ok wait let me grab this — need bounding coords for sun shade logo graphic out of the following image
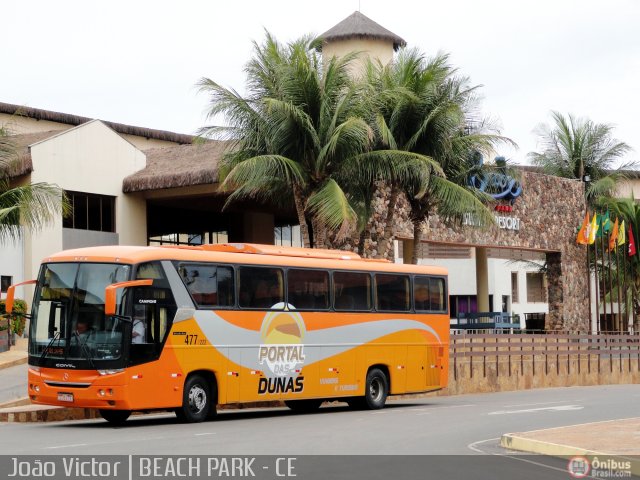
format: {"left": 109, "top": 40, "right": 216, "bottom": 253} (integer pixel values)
{"left": 257, "top": 309, "right": 306, "bottom": 395}
{"left": 567, "top": 457, "right": 590, "bottom": 478}
{"left": 258, "top": 310, "right": 306, "bottom": 377}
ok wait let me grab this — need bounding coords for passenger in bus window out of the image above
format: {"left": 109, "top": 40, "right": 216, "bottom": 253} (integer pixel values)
{"left": 132, "top": 306, "right": 146, "bottom": 344}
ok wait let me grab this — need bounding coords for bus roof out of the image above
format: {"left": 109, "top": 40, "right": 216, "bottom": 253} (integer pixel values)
{"left": 43, "top": 243, "right": 448, "bottom": 276}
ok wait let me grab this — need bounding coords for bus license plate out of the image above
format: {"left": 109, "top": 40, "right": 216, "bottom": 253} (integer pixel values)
{"left": 57, "top": 393, "right": 74, "bottom": 403}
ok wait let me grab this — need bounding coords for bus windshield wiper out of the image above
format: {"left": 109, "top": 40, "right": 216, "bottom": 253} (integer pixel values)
{"left": 40, "top": 331, "right": 61, "bottom": 362}
{"left": 73, "top": 331, "right": 96, "bottom": 369}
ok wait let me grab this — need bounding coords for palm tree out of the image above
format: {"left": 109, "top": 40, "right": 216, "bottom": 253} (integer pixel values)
{"left": 0, "top": 126, "right": 68, "bottom": 243}
{"left": 198, "top": 33, "right": 442, "bottom": 249}
{"left": 366, "top": 49, "right": 508, "bottom": 263}
{"left": 529, "top": 111, "right": 632, "bottom": 205}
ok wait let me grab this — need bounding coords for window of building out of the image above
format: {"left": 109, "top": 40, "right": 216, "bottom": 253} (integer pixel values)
{"left": 275, "top": 225, "right": 302, "bottom": 247}
{"left": 287, "top": 269, "right": 329, "bottom": 310}
{"left": 333, "top": 271, "right": 371, "bottom": 311}
{"left": 238, "top": 267, "right": 284, "bottom": 309}
{"left": 148, "top": 231, "right": 228, "bottom": 246}
{"left": 375, "top": 274, "right": 410, "bottom": 312}
{"left": 63, "top": 191, "right": 115, "bottom": 232}
{"left": 1, "top": 276, "right": 12, "bottom": 293}
{"left": 526, "top": 272, "right": 546, "bottom": 303}
{"left": 449, "top": 295, "right": 477, "bottom": 319}
{"left": 178, "top": 263, "right": 235, "bottom": 307}
{"left": 511, "top": 272, "right": 519, "bottom": 303}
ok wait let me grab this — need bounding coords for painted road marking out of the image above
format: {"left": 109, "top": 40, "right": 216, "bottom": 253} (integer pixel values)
{"left": 194, "top": 432, "right": 217, "bottom": 436}
{"left": 488, "top": 405, "right": 583, "bottom": 415}
{"left": 45, "top": 443, "right": 87, "bottom": 450}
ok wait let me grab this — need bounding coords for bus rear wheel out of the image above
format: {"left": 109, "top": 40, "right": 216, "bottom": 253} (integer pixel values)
{"left": 349, "top": 368, "right": 388, "bottom": 410}
{"left": 99, "top": 409, "right": 131, "bottom": 425}
{"left": 176, "top": 374, "right": 211, "bottom": 423}
{"left": 284, "top": 399, "right": 323, "bottom": 413}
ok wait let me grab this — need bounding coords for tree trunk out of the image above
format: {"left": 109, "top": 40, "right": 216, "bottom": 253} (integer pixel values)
{"left": 412, "top": 217, "right": 423, "bottom": 265}
{"left": 376, "top": 187, "right": 399, "bottom": 260}
{"left": 313, "top": 218, "right": 327, "bottom": 249}
{"left": 357, "top": 229, "right": 367, "bottom": 256}
{"left": 292, "top": 184, "right": 311, "bottom": 248}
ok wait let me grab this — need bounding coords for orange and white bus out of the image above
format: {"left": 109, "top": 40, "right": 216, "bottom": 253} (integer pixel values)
{"left": 7, "top": 243, "right": 449, "bottom": 424}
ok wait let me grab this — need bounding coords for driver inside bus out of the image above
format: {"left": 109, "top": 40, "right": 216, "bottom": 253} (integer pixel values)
{"left": 132, "top": 305, "right": 147, "bottom": 344}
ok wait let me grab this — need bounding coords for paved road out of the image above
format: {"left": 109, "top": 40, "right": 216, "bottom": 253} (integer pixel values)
{"left": 0, "top": 364, "right": 27, "bottom": 404}
{"left": 1, "top": 384, "right": 639, "bottom": 456}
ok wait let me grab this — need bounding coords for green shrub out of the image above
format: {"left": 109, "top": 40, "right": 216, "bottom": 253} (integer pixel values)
{"left": 0, "top": 299, "right": 28, "bottom": 335}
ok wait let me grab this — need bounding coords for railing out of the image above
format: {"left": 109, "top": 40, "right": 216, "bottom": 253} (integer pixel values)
{"left": 450, "top": 332, "right": 640, "bottom": 380}
{"left": 452, "top": 312, "right": 521, "bottom": 331}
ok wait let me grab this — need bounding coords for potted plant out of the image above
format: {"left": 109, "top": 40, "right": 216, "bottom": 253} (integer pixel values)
{"left": 0, "top": 299, "right": 27, "bottom": 345}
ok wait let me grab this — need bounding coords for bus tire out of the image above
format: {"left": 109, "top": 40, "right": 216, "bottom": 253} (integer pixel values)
{"left": 284, "top": 399, "right": 323, "bottom": 413}
{"left": 361, "top": 368, "right": 389, "bottom": 410}
{"left": 99, "top": 409, "right": 131, "bottom": 425}
{"left": 176, "top": 374, "right": 211, "bottom": 423}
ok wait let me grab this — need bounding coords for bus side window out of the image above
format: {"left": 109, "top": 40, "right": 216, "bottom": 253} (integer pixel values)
{"left": 178, "top": 263, "right": 235, "bottom": 307}
{"left": 414, "top": 276, "right": 446, "bottom": 312}
{"left": 287, "top": 269, "right": 329, "bottom": 310}
{"left": 333, "top": 272, "right": 371, "bottom": 311}
{"left": 375, "top": 274, "right": 410, "bottom": 312}
{"left": 239, "top": 267, "right": 284, "bottom": 309}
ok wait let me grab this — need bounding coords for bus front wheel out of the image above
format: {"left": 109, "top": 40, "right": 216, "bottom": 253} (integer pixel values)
{"left": 99, "top": 409, "right": 131, "bottom": 425}
{"left": 349, "top": 368, "right": 388, "bottom": 410}
{"left": 176, "top": 374, "right": 211, "bottom": 423}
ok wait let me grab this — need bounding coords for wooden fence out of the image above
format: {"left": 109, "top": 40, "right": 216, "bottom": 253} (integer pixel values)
{"left": 450, "top": 332, "right": 640, "bottom": 381}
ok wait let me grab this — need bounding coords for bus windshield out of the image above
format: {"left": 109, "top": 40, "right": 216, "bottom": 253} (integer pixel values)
{"left": 29, "top": 262, "right": 132, "bottom": 366}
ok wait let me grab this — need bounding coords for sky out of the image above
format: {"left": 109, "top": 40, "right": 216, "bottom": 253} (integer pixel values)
{"left": 3, "top": 0, "right": 639, "bottom": 166}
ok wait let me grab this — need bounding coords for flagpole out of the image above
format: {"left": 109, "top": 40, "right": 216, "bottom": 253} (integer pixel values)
{"left": 632, "top": 223, "right": 638, "bottom": 333}
{"left": 601, "top": 230, "right": 608, "bottom": 332}
{"left": 587, "top": 237, "right": 593, "bottom": 333}
{"left": 616, "top": 244, "right": 623, "bottom": 332}
{"left": 622, "top": 242, "right": 630, "bottom": 332}
{"left": 607, "top": 235, "right": 615, "bottom": 330}
{"left": 594, "top": 229, "right": 601, "bottom": 334}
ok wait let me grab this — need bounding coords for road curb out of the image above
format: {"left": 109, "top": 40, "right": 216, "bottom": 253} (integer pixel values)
{"left": 0, "top": 355, "right": 27, "bottom": 370}
{"left": 501, "top": 433, "right": 640, "bottom": 476}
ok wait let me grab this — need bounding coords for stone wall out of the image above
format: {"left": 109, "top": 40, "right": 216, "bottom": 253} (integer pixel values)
{"left": 356, "top": 171, "right": 589, "bottom": 331}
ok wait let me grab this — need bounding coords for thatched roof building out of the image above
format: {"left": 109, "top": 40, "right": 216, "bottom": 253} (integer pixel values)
{"left": 317, "top": 11, "right": 406, "bottom": 51}
{"left": 122, "top": 141, "right": 227, "bottom": 192}
{"left": 0, "top": 102, "right": 195, "bottom": 145}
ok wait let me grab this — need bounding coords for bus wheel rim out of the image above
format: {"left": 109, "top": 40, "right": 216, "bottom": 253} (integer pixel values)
{"left": 188, "top": 385, "right": 207, "bottom": 414}
{"left": 370, "top": 378, "right": 382, "bottom": 402}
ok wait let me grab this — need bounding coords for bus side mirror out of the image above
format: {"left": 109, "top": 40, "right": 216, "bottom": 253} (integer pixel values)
{"left": 105, "top": 279, "right": 153, "bottom": 316}
{"left": 5, "top": 280, "right": 37, "bottom": 314}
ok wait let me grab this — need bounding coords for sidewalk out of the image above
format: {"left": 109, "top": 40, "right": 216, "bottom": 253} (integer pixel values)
{"left": 502, "top": 418, "right": 640, "bottom": 475}
{"left": 0, "top": 336, "right": 28, "bottom": 370}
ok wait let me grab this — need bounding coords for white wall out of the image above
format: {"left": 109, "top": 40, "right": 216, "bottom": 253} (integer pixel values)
{"left": 0, "top": 236, "right": 24, "bottom": 301}
{"left": 25, "top": 120, "right": 148, "bottom": 283}
{"left": 418, "top": 254, "right": 548, "bottom": 326}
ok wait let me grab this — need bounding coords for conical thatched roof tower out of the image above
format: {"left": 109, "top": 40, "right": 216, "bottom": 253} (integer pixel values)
{"left": 317, "top": 11, "right": 406, "bottom": 75}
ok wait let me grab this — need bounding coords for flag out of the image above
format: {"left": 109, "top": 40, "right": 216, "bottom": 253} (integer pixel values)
{"left": 617, "top": 220, "right": 626, "bottom": 246}
{"left": 588, "top": 213, "right": 598, "bottom": 244}
{"left": 602, "top": 211, "right": 612, "bottom": 234}
{"left": 629, "top": 226, "right": 637, "bottom": 256}
{"left": 576, "top": 212, "right": 589, "bottom": 245}
{"left": 608, "top": 218, "right": 619, "bottom": 251}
